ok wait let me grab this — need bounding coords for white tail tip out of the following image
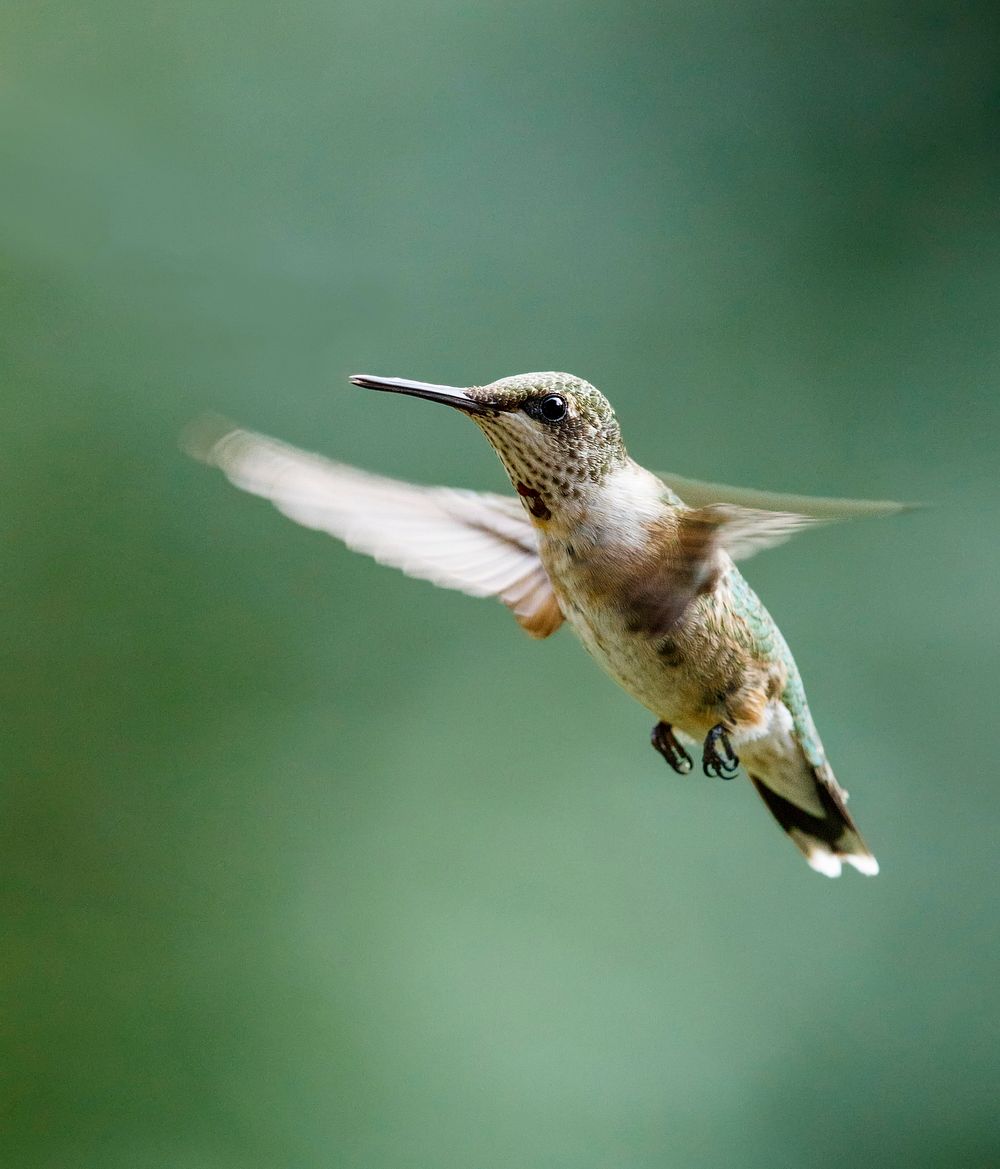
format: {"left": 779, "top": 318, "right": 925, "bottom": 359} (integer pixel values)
{"left": 845, "top": 852, "right": 880, "bottom": 877}
{"left": 807, "top": 848, "right": 843, "bottom": 878}
{"left": 807, "top": 847, "right": 880, "bottom": 878}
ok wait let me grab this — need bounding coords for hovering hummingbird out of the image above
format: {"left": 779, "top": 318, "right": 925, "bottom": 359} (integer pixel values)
{"left": 192, "top": 372, "right": 909, "bottom": 877}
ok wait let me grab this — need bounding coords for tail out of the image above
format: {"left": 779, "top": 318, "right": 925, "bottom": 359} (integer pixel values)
{"left": 748, "top": 761, "right": 879, "bottom": 878}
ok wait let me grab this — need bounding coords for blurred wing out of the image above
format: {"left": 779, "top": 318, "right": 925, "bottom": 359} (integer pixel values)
{"left": 685, "top": 504, "right": 825, "bottom": 561}
{"left": 623, "top": 504, "right": 825, "bottom": 638}
{"left": 657, "top": 471, "right": 913, "bottom": 520}
{"left": 188, "top": 420, "right": 564, "bottom": 638}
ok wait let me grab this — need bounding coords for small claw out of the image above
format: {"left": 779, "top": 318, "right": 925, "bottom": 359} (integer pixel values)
{"left": 717, "top": 750, "right": 739, "bottom": 778}
{"left": 650, "top": 721, "right": 694, "bottom": 776}
{"left": 702, "top": 724, "right": 740, "bottom": 781}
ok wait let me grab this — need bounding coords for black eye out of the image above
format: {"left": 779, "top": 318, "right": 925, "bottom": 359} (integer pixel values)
{"left": 539, "top": 394, "right": 567, "bottom": 422}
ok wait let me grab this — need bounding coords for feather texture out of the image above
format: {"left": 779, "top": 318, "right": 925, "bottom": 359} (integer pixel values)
{"left": 187, "top": 420, "right": 563, "bottom": 638}
{"left": 657, "top": 471, "right": 914, "bottom": 520}
{"left": 682, "top": 504, "right": 826, "bottom": 562}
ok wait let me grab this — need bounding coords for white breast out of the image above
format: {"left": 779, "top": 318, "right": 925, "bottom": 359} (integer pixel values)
{"left": 538, "top": 461, "right": 703, "bottom": 726}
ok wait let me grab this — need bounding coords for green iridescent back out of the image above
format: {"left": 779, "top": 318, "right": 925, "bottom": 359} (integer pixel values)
{"left": 723, "top": 565, "right": 826, "bottom": 769}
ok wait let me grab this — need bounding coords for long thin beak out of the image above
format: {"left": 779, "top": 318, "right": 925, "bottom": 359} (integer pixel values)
{"left": 350, "top": 374, "right": 492, "bottom": 415}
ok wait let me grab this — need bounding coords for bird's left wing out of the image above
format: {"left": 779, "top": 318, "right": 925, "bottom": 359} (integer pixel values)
{"left": 657, "top": 471, "right": 913, "bottom": 520}
{"left": 621, "top": 503, "right": 826, "bottom": 637}
{"left": 620, "top": 476, "right": 914, "bottom": 639}
{"left": 682, "top": 504, "right": 825, "bottom": 562}
{"left": 188, "top": 421, "right": 564, "bottom": 638}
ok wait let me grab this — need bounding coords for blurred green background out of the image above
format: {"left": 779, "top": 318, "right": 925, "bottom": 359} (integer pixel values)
{"left": 3, "top": 2, "right": 999, "bottom": 1167}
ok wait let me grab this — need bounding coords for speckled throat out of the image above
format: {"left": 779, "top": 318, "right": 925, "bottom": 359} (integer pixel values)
{"left": 469, "top": 373, "right": 629, "bottom": 522}
{"left": 352, "top": 370, "right": 630, "bottom": 527}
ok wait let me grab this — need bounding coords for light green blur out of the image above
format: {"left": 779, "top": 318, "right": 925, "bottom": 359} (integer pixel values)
{"left": 2, "top": 2, "right": 999, "bottom": 1167}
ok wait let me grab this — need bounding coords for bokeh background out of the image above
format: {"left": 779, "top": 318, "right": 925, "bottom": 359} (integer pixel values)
{"left": 3, "top": 2, "right": 999, "bottom": 1167}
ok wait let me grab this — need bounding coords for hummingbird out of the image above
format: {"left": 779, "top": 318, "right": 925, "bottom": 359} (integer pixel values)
{"left": 191, "top": 372, "right": 909, "bottom": 877}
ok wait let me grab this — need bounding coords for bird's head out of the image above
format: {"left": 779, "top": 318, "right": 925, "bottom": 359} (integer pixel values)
{"left": 351, "top": 371, "right": 627, "bottom": 523}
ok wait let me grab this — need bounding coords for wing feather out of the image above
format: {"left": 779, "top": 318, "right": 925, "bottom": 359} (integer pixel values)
{"left": 685, "top": 504, "right": 826, "bottom": 562}
{"left": 657, "top": 472, "right": 914, "bottom": 520}
{"left": 189, "top": 421, "right": 564, "bottom": 638}
{"left": 621, "top": 504, "right": 828, "bottom": 638}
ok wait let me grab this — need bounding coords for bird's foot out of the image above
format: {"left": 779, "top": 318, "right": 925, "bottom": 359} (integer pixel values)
{"left": 703, "top": 724, "right": 740, "bottom": 780}
{"left": 650, "top": 721, "right": 693, "bottom": 774}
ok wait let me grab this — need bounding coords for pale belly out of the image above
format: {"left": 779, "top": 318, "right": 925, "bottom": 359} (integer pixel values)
{"left": 538, "top": 519, "right": 788, "bottom": 745}
{"left": 556, "top": 589, "right": 714, "bottom": 736}
{"left": 559, "top": 590, "right": 815, "bottom": 808}
{"left": 538, "top": 524, "right": 824, "bottom": 817}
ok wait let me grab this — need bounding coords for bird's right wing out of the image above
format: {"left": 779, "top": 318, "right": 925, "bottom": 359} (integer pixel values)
{"left": 656, "top": 472, "right": 913, "bottom": 520}
{"left": 187, "top": 421, "right": 564, "bottom": 638}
